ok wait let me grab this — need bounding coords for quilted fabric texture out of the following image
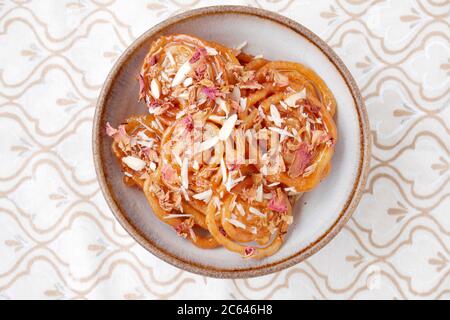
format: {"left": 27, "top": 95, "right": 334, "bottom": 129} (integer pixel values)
{"left": 0, "top": 0, "right": 448, "bottom": 299}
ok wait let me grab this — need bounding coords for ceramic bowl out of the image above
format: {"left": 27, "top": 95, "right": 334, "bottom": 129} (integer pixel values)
{"left": 93, "top": 5, "right": 371, "bottom": 278}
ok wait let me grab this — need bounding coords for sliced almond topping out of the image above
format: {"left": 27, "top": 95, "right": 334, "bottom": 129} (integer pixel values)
{"left": 231, "top": 86, "right": 241, "bottom": 102}
{"left": 236, "top": 203, "right": 246, "bottom": 216}
{"left": 198, "top": 136, "right": 219, "bottom": 153}
{"left": 226, "top": 218, "right": 246, "bottom": 230}
{"left": 180, "top": 186, "right": 190, "bottom": 201}
{"left": 205, "top": 46, "right": 218, "bottom": 56}
{"left": 181, "top": 157, "right": 189, "bottom": 189}
{"left": 219, "top": 114, "right": 237, "bottom": 141}
{"left": 267, "top": 182, "right": 280, "bottom": 187}
{"left": 150, "top": 78, "right": 160, "bottom": 99}
{"left": 249, "top": 207, "right": 266, "bottom": 218}
{"left": 269, "top": 104, "right": 283, "bottom": 127}
{"left": 284, "top": 88, "right": 306, "bottom": 107}
{"left": 122, "top": 156, "right": 146, "bottom": 171}
{"left": 220, "top": 158, "right": 227, "bottom": 185}
{"left": 192, "top": 160, "right": 199, "bottom": 170}
{"left": 256, "top": 184, "right": 263, "bottom": 202}
{"left": 193, "top": 189, "right": 213, "bottom": 202}
{"left": 183, "top": 77, "right": 193, "bottom": 87}
{"left": 171, "top": 61, "right": 192, "bottom": 87}
{"left": 216, "top": 98, "right": 229, "bottom": 116}
{"left": 166, "top": 50, "right": 176, "bottom": 66}
{"left": 240, "top": 97, "right": 247, "bottom": 111}
{"left": 209, "top": 115, "right": 226, "bottom": 124}
{"left": 149, "top": 162, "right": 156, "bottom": 171}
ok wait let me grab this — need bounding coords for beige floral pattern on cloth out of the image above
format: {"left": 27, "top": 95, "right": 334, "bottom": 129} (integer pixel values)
{"left": 0, "top": 0, "right": 449, "bottom": 299}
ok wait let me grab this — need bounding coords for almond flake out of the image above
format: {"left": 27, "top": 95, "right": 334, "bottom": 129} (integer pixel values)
{"left": 226, "top": 218, "right": 247, "bottom": 230}
{"left": 198, "top": 136, "right": 219, "bottom": 153}
{"left": 240, "top": 97, "right": 247, "bottom": 111}
{"left": 284, "top": 89, "right": 306, "bottom": 107}
{"left": 267, "top": 182, "right": 280, "bottom": 187}
{"left": 213, "top": 196, "right": 221, "bottom": 210}
{"left": 150, "top": 78, "right": 160, "bottom": 99}
{"left": 176, "top": 110, "right": 186, "bottom": 119}
{"left": 219, "top": 114, "right": 237, "bottom": 141}
{"left": 181, "top": 157, "right": 189, "bottom": 189}
{"left": 256, "top": 184, "right": 263, "bottom": 202}
{"left": 171, "top": 61, "right": 192, "bottom": 87}
{"left": 209, "top": 115, "right": 226, "bottom": 124}
{"left": 180, "top": 186, "right": 190, "bottom": 201}
{"left": 166, "top": 50, "right": 176, "bottom": 66}
{"left": 193, "top": 189, "right": 213, "bottom": 202}
{"left": 216, "top": 98, "right": 229, "bottom": 116}
{"left": 270, "top": 104, "right": 283, "bottom": 127}
{"left": 173, "top": 153, "right": 183, "bottom": 167}
{"left": 183, "top": 77, "right": 193, "bottom": 87}
{"left": 236, "top": 203, "right": 246, "bottom": 216}
{"left": 122, "top": 156, "right": 146, "bottom": 171}
{"left": 216, "top": 71, "right": 223, "bottom": 82}
{"left": 279, "top": 100, "right": 288, "bottom": 110}
{"left": 231, "top": 86, "right": 241, "bottom": 102}
{"left": 249, "top": 207, "right": 265, "bottom": 218}
{"left": 220, "top": 158, "right": 227, "bottom": 185}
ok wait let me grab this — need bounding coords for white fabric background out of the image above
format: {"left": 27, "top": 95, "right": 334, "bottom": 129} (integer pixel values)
{"left": 0, "top": 0, "right": 449, "bottom": 299}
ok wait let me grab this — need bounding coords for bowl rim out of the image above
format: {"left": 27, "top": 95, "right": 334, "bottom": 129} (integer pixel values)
{"left": 92, "top": 5, "right": 371, "bottom": 279}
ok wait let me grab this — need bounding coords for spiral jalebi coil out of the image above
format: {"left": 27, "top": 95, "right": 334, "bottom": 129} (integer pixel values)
{"left": 107, "top": 35, "right": 338, "bottom": 259}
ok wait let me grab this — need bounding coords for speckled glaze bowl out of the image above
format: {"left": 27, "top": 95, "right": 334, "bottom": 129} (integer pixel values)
{"left": 93, "top": 5, "right": 371, "bottom": 278}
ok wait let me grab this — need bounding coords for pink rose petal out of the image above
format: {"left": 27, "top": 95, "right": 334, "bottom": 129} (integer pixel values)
{"left": 288, "top": 143, "right": 312, "bottom": 178}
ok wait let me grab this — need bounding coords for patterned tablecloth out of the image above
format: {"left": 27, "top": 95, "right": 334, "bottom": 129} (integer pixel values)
{"left": 0, "top": 0, "right": 448, "bottom": 300}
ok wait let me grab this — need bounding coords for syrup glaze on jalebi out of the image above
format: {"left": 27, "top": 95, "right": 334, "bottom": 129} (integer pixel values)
{"left": 107, "top": 35, "right": 337, "bottom": 259}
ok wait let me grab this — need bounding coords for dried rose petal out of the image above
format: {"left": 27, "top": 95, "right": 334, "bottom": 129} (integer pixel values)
{"left": 189, "top": 47, "right": 207, "bottom": 64}
{"left": 105, "top": 122, "right": 118, "bottom": 137}
{"left": 288, "top": 143, "right": 312, "bottom": 178}
{"left": 149, "top": 54, "right": 158, "bottom": 66}
{"left": 304, "top": 101, "right": 321, "bottom": 115}
{"left": 194, "top": 63, "right": 207, "bottom": 80}
{"left": 219, "top": 227, "right": 227, "bottom": 237}
{"left": 202, "top": 86, "right": 219, "bottom": 100}
{"left": 318, "top": 132, "right": 333, "bottom": 145}
{"left": 148, "top": 99, "right": 160, "bottom": 109}
{"left": 162, "top": 164, "right": 178, "bottom": 185}
{"left": 228, "top": 163, "right": 241, "bottom": 172}
{"left": 138, "top": 74, "right": 147, "bottom": 101}
{"left": 268, "top": 189, "right": 288, "bottom": 213}
{"left": 181, "top": 114, "right": 194, "bottom": 131}
{"left": 243, "top": 246, "right": 256, "bottom": 258}
{"left": 174, "top": 224, "right": 187, "bottom": 238}
{"left": 107, "top": 124, "right": 131, "bottom": 146}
